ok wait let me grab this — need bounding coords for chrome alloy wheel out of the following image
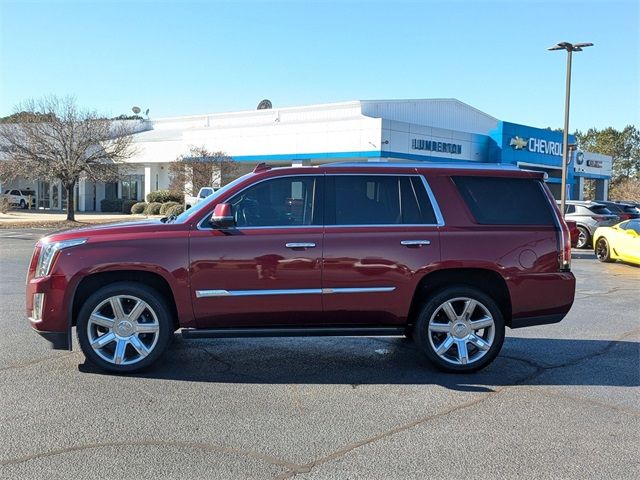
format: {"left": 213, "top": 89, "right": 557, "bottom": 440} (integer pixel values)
{"left": 576, "top": 229, "right": 588, "bottom": 249}
{"left": 428, "top": 297, "right": 495, "bottom": 366}
{"left": 87, "top": 295, "right": 160, "bottom": 366}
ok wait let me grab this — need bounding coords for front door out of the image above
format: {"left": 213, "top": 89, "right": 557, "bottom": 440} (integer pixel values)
{"left": 321, "top": 174, "right": 442, "bottom": 325}
{"left": 189, "top": 175, "right": 324, "bottom": 328}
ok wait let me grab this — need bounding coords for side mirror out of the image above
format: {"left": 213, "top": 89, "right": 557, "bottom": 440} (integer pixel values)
{"left": 210, "top": 203, "right": 235, "bottom": 228}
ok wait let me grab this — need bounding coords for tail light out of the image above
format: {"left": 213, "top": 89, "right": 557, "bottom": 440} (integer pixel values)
{"left": 540, "top": 184, "right": 571, "bottom": 271}
{"left": 558, "top": 218, "right": 572, "bottom": 271}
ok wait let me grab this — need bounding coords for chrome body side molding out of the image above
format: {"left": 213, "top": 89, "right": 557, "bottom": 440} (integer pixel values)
{"left": 195, "top": 286, "right": 396, "bottom": 298}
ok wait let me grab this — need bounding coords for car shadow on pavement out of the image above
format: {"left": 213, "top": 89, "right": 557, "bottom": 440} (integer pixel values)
{"left": 78, "top": 335, "right": 640, "bottom": 392}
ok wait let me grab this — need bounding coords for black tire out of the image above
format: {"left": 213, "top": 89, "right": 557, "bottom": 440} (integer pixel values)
{"left": 576, "top": 226, "right": 590, "bottom": 249}
{"left": 77, "top": 282, "right": 173, "bottom": 373}
{"left": 595, "top": 237, "right": 614, "bottom": 263}
{"left": 414, "top": 286, "right": 505, "bottom": 373}
{"left": 19, "top": 199, "right": 26, "bottom": 209}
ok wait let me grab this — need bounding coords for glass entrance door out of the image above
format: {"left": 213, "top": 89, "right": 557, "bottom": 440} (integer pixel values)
{"left": 38, "top": 181, "right": 50, "bottom": 209}
{"left": 52, "top": 184, "right": 60, "bottom": 210}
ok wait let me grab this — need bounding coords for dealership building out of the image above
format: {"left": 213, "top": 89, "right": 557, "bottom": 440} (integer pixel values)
{"left": 2, "top": 99, "right": 613, "bottom": 211}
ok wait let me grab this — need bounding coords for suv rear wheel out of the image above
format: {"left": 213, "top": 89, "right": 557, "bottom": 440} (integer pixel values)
{"left": 77, "top": 282, "right": 172, "bottom": 373}
{"left": 415, "top": 286, "right": 505, "bottom": 373}
{"left": 576, "top": 226, "right": 590, "bottom": 249}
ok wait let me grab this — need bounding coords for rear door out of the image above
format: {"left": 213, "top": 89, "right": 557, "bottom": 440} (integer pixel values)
{"left": 321, "top": 174, "right": 442, "bottom": 325}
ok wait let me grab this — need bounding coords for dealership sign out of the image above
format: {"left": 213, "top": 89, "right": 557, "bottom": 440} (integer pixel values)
{"left": 509, "top": 136, "right": 563, "bottom": 156}
{"left": 412, "top": 138, "right": 462, "bottom": 154}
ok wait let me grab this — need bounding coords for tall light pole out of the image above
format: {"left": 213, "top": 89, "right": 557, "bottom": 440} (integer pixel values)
{"left": 547, "top": 41, "right": 593, "bottom": 215}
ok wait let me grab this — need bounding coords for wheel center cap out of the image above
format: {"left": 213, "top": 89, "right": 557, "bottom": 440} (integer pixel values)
{"left": 452, "top": 322, "right": 469, "bottom": 338}
{"left": 115, "top": 320, "right": 134, "bottom": 337}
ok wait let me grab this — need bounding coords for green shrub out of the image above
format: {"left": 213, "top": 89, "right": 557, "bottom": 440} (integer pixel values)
{"left": 166, "top": 204, "right": 185, "bottom": 217}
{"left": 100, "top": 198, "right": 123, "bottom": 212}
{"left": 122, "top": 199, "right": 137, "bottom": 215}
{"left": 144, "top": 202, "right": 162, "bottom": 215}
{"left": 160, "top": 201, "right": 180, "bottom": 215}
{"left": 130, "top": 202, "right": 147, "bottom": 214}
{"left": 146, "top": 190, "right": 183, "bottom": 204}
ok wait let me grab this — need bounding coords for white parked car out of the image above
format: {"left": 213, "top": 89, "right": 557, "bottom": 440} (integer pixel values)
{"left": 1, "top": 189, "right": 35, "bottom": 209}
{"left": 185, "top": 187, "right": 216, "bottom": 209}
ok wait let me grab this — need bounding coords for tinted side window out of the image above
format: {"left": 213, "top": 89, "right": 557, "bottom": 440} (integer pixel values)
{"left": 588, "top": 205, "right": 613, "bottom": 215}
{"left": 327, "top": 175, "right": 437, "bottom": 225}
{"left": 400, "top": 177, "right": 437, "bottom": 224}
{"left": 565, "top": 205, "right": 576, "bottom": 214}
{"left": 453, "top": 176, "right": 555, "bottom": 225}
{"left": 229, "top": 176, "right": 319, "bottom": 227}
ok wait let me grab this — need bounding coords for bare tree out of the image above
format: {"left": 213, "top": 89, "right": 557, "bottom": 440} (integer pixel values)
{"left": 0, "top": 96, "right": 140, "bottom": 220}
{"left": 169, "top": 145, "right": 238, "bottom": 195}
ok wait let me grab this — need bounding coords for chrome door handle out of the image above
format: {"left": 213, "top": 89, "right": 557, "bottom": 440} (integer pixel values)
{"left": 400, "top": 240, "right": 431, "bottom": 247}
{"left": 285, "top": 242, "right": 316, "bottom": 249}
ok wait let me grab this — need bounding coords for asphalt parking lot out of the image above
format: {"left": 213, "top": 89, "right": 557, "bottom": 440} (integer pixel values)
{"left": 1, "top": 229, "right": 638, "bottom": 479}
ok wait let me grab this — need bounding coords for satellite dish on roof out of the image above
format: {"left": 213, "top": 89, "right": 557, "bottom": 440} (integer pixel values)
{"left": 257, "top": 99, "right": 272, "bottom": 110}
{"left": 132, "top": 106, "right": 141, "bottom": 114}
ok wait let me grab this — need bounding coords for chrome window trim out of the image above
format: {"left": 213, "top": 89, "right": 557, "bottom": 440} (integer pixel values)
{"left": 419, "top": 175, "right": 445, "bottom": 227}
{"left": 198, "top": 172, "right": 445, "bottom": 230}
{"left": 195, "top": 286, "right": 396, "bottom": 298}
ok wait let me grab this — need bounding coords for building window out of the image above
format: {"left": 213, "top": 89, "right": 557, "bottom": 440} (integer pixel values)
{"left": 121, "top": 175, "right": 142, "bottom": 200}
{"left": 105, "top": 182, "right": 118, "bottom": 200}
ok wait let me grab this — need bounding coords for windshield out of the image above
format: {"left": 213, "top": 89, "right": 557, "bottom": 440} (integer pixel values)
{"left": 173, "top": 173, "right": 253, "bottom": 223}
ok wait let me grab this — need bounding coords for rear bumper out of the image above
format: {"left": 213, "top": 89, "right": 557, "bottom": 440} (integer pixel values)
{"left": 509, "top": 313, "right": 566, "bottom": 329}
{"left": 508, "top": 271, "right": 576, "bottom": 328}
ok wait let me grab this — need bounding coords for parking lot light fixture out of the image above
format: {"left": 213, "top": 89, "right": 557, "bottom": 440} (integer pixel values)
{"left": 547, "top": 41, "right": 593, "bottom": 215}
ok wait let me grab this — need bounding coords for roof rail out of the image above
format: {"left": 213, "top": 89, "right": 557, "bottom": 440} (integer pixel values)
{"left": 253, "top": 162, "right": 271, "bottom": 173}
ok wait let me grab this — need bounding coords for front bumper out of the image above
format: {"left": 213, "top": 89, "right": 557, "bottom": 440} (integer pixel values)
{"left": 32, "top": 326, "right": 70, "bottom": 350}
{"left": 27, "top": 273, "right": 73, "bottom": 351}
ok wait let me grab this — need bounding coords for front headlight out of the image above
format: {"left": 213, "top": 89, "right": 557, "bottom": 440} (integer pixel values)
{"left": 35, "top": 238, "right": 87, "bottom": 278}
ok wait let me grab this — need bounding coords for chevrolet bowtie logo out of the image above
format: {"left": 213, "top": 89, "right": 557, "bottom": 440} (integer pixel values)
{"left": 510, "top": 136, "right": 528, "bottom": 150}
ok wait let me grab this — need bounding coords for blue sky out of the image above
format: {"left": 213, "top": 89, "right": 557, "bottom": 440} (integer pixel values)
{"left": 0, "top": 0, "right": 637, "bottom": 131}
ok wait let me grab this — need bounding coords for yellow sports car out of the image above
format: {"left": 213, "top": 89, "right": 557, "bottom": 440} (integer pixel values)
{"left": 594, "top": 219, "right": 640, "bottom": 265}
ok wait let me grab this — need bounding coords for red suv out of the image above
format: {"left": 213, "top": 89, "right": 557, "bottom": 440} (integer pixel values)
{"left": 26, "top": 162, "right": 575, "bottom": 373}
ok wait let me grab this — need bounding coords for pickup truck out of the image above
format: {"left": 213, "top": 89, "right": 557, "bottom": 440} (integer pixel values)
{"left": 184, "top": 187, "right": 216, "bottom": 210}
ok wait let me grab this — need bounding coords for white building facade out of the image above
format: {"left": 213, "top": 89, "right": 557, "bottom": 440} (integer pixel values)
{"left": 1, "top": 99, "right": 612, "bottom": 210}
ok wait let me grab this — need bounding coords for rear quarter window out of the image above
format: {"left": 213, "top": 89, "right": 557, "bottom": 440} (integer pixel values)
{"left": 588, "top": 205, "right": 613, "bottom": 215}
{"left": 453, "top": 176, "right": 555, "bottom": 225}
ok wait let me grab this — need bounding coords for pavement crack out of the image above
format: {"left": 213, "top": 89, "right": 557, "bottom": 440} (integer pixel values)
{"left": 518, "top": 387, "right": 640, "bottom": 417}
{"left": 272, "top": 390, "right": 504, "bottom": 479}
{"left": 504, "top": 328, "right": 640, "bottom": 377}
{"left": 0, "top": 440, "right": 301, "bottom": 470}
{"left": 0, "top": 352, "right": 76, "bottom": 373}
{"left": 274, "top": 328, "right": 640, "bottom": 479}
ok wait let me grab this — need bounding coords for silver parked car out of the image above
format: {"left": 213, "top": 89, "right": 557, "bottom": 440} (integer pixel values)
{"left": 558, "top": 201, "right": 619, "bottom": 249}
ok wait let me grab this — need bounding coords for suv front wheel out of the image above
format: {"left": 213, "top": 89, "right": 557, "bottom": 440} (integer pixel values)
{"left": 415, "top": 286, "right": 505, "bottom": 373}
{"left": 77, "top": 282, "right": 173, "bottom": 373}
